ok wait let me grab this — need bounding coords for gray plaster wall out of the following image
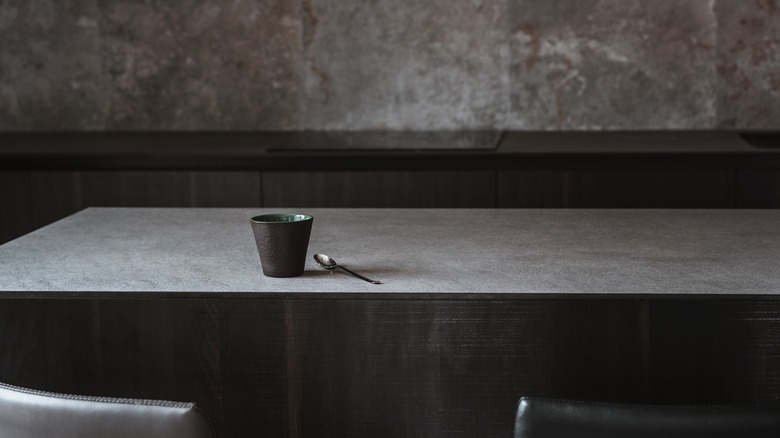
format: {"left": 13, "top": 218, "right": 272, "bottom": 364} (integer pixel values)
{"left": 0, "top": 0, "right": 777, "bottom": 131}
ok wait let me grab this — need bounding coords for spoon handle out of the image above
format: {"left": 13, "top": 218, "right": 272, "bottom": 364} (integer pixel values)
{"left": 338, "top": 265, "right": 382, "bottom": 285}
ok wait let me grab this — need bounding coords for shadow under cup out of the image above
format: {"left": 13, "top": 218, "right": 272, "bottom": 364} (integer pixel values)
{"left": 250, "top": 213, "right": 313, "bottom": 277}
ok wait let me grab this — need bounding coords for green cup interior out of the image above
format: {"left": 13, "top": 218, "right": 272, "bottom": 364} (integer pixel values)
{"left": 251, "top": 213, "right": 313, "bottom": 224}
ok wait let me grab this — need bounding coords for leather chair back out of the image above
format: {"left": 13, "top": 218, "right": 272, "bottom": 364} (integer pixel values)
{"left": 515, "top": 396, "right": 780, "bottom": 438}
{"left": 0, "top": 381, "right": 216, "bottom": 438}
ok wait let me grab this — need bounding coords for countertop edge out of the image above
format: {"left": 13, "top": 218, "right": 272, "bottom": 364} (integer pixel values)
{"left": 2, "top": 291, "right": 780, "bottom": 300}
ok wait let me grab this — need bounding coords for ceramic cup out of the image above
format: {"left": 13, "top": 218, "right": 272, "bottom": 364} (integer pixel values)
{"left": 250, "top": 213, "right": 313, "bottom": 277}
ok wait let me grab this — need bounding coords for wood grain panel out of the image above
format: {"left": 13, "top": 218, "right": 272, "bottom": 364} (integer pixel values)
{"left": 263, "top": 171, "right": 496, "bottom": 208}
{"left": 287, "top": 299, "right": 780, "bottom": 437}
{"left": 0, "top": 299, "right": 287, "bottom": 438}
{"left": 646, "top": 300, "right": 780, "bottom": 403}
{"left": 0, "top": 300, "right": 102, "bottom": 395}
{"left": 1, "top": 297, "right": 779, "bottom": 438}
{"left": 736, "top": 170, "right": 780, "bottom": 208}
{"left": 286, "top": 299, "right": 647, "bottom": 438}
{"left": 0, "top": 171, "right": 33, "bottom": 244}
{"left": 220, "top": 299, "right": 288, "bottom": 437}
{"left": 29, "top": 171, "right": 261, "bottom": 228}
{"left": 498, "top": 171, "right": 735, "bottom": 208}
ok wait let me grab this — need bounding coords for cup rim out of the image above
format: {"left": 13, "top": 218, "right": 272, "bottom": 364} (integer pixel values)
{"left": 250, "top": 213, "right": 313, "bottom": 224}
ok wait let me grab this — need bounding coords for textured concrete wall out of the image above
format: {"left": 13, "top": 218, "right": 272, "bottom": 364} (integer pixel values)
{"left": 0, "top": 0, "right": 777, "bottom": 131}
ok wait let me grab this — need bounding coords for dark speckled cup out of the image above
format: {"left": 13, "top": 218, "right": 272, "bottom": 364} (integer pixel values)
{"left": 250, "top": 213, "right": 313, "bottom": 277}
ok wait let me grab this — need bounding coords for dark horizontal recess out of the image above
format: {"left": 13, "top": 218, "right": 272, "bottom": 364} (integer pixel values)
{"left": 741, "top": 133, "right": 780, "bottom": 149}
{"left": 4, "top": 152, "right": 780, "bottom": 172}
{"left": 5, "top": 291, "right": 780, "bottom": 301}
{"left": 266, "top": 130, "right": 502, "bottom": 151}
{"left": 2, "top": 131, "right": 780, "bottom": 171}
{"left": 266, "top": 148, "right": 489, "bottom": 153}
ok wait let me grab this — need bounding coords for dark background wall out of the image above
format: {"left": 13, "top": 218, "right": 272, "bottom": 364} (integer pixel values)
{"left": 2, "top": 1, "right": 780, "bottom": 245}
{"left": 1, "top": 0, "right": 779, "bottom": 131}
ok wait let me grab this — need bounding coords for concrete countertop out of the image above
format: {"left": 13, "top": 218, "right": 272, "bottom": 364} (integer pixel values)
{"left": 1, "top": 208, "right": 779, "bottom": 297}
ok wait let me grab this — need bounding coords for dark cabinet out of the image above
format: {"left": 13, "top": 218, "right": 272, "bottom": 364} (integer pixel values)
{"left": 498, "top": 170, "right": 736, "bottom": 208}
{"left": 24, "top": 171, "right": 262, "bottom": 234}
{"left": 2, "top": 297, "right": 779, "bottom": 438}
{"left": 263, "top": 171, "right": 496, "bottom": 208}
{"left": 736, "top": 171, "right": 780, "bottom": 208}
{"left": 2, "top": 131, "right": 780, "bottom": 244}
{"left": 5, "top": 168, "right": 780, "bottom": 245}
{"left": 0, "top": 172, "right": 33, "bottom": 244}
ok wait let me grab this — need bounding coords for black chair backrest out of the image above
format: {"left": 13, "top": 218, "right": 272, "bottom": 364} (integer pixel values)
{"left": 0, "top": 381, "right": 216, "bottom": 438}
{"left": 515, "top": 396, "right": 780, "bottom": 438}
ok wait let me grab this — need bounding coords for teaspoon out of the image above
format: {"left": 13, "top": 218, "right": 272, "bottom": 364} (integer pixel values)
{"left": 313, "top": 254, "right": 382, "bottom": 284}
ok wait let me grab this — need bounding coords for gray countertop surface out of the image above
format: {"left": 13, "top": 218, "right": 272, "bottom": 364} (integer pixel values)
{"left": 1, "top": 208, "right": 779, "bottom": 296}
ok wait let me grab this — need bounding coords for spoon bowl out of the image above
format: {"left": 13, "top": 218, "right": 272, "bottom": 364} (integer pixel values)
{"left": 313, "top": 253, "right": 382, "bottom": 284}
{"left": 313, "top": 254, "right": 338, "bottom": 270}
